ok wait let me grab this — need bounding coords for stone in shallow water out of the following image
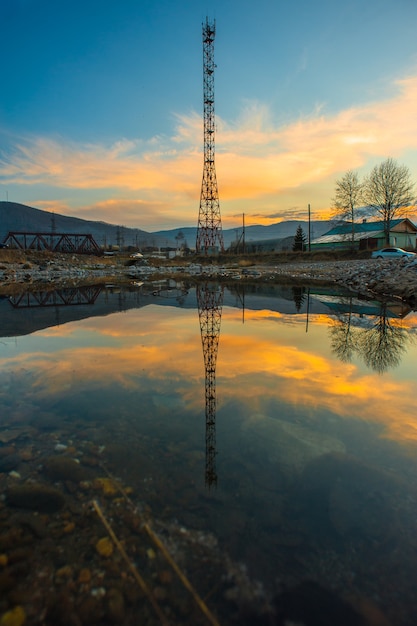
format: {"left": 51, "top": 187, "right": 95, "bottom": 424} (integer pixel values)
{"left": 0, "top": 606, "right": 27, "bottom": 626}
{"left": 275, "top": 580, "right": 366, "bottom": 626}
{"left": 0, "top": 430, "right": 22, "bottom": 444}
{"left": 241, "top": 413, "right": 345, "bottom": 475}
{"left": 0, "top": 454, "right": 20, "bottom": 472}
{"left": 7, "top": 483, "right": 66, "bottom": 513}
{"left": 42, "top": 455, "right": 88, "bottom": 483}
{"left": 95, "top": 537, "right": 113, "bottom": 557}
{"left": 297, "top": 452, "right": 403, "bottom": 541}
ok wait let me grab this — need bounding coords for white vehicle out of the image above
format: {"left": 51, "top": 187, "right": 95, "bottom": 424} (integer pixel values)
{"left": 371, "top": 247, "right": 416, "bottom": 259}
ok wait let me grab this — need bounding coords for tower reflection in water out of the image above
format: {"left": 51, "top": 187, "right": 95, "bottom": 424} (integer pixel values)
{"left": 197, "top": 282, "right": 224, "bottom": 489}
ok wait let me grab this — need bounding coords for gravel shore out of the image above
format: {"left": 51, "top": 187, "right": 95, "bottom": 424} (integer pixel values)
{"left": 1, "top": 251, "right": 417, "bottom": 307}
{"left": 253, "top": 257, "right": 417, "bottom": 305}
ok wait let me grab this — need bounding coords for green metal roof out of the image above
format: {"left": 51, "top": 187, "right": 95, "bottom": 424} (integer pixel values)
{"left": 323, "top": 219, "right": 404, "bottom": 236}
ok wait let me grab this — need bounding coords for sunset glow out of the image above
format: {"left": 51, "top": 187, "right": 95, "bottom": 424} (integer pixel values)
{"left": 2, "top": 304, "right": 417, "bottom": 445}
{"left": 1, "top": 1, "right": 416, "bottom": 230}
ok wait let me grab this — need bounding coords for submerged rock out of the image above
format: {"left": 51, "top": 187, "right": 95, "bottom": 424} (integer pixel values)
{"left": 275, "top": 580, "right": 367, "bottom": 626}
{"left": 7, "top": 483, "right": 66, "bottom": 513}
{"left": 0, "top": 454, "right": 20, "bottom": 472}
{"left": 242, "top": 414, "right": 345, "bottom": 475}
{"left": 42, "top": 455, "right": 88, "bottom": 483}
{"left": 295, "top": 452, "right": 403, "bottom": 541}
{"left": 0, "top": 606, "right": 27, "bottom": 626}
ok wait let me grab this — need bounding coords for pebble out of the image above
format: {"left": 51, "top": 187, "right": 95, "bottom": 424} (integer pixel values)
{"left": 78, "top": 568, "right": 92, "bottom": 583}
{"left": 93, "top": 477, "right": 118, "bottom": 496}
{"left": 106, "top": 588, "right": 125, "bottom": 622}
{"left": 55, "top": 565, "right": 73, "bottom": 583}
{"left": 95, "top": 537, "right": 113, "bottom": 557}
{"left": 0, "top": 606, "right": 26, "bottom": 626}
{"left": 62, "top": 522, "right": 75, "bottom": 533}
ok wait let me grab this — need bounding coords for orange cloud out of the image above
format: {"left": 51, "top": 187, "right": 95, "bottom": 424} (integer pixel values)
{"left": 2, "top": 303, "right": 417, "bottom": 448}
{"left": 1, "top": 72, "right": 417, "bottom": 228}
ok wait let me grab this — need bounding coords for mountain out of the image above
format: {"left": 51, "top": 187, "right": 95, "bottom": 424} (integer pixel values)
{"left": 153, "top": 220, "right": 335, "bottom": 247}
{"left": 0, "top": 202, "right": 335, "bottom": 250}
{"left": 0, "top": 202, "right": 167, "bottom": 248}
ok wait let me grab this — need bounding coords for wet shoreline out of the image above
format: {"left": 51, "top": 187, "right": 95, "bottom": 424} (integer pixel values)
{"left": 1, "top": 252, "right": 417, "bottom": 307}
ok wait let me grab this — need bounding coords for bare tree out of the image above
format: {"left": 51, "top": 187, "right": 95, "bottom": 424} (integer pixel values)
{"left": 332, "top": 170, "right": 363, "bottom": 249}
{"left": 362, "top": 157, "right": 415, "bottom": 245}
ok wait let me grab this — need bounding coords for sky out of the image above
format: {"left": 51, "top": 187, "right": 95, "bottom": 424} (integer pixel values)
{"left": 1, "top": 0, "right": 417, "bottom": 232}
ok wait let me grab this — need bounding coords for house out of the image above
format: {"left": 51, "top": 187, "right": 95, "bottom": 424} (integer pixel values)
{"left": 310, "top": 218, "right": 417, "bottom": 251}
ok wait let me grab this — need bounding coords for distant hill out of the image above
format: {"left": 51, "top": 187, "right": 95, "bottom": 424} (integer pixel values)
{"left": 0, "top": 201, "right": 165, "bottom": 248}
{"left": 0, "top": 201, "right": 336, "bottom": 250}
{"left": 153, "top": 220, "right": 336, "bottom": 248}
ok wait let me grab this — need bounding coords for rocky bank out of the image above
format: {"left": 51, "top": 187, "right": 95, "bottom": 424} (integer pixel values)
{"left": 1, "top": 250, "right": 417, "bottom": 307}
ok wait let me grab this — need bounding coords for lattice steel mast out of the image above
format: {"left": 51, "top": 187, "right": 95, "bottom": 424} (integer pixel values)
{"left": 197, "top": 282, "right": 224, "bottom": 488}
{"left": 196, "top": 18, "right": 224, "bottom": 255}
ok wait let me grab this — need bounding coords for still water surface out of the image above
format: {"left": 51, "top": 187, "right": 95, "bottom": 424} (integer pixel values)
{"left": 1, "top": 282, "right": 417, "bottom": 625}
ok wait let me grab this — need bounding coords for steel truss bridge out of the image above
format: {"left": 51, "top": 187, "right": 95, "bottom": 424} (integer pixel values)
{"left": 9, "top": 285, "right": 102, "bottom": 308}
{"left": 4, "top": 232, "right": 101, "bottom": 254}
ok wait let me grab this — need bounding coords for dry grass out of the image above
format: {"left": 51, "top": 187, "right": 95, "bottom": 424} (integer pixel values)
{"left": 0, "top": 248, "right": 372, "bottom": 268}
{"left": 0, "top": 249, "right": 120, "bottom": 267}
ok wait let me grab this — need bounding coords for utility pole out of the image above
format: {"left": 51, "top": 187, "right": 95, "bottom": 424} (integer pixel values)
{"left": 242, "top": 212, "right": 245, "bottom": 254}
{"left": 308, "top": 203, "right": 311, "bottom": 252}
{"left": 196, "top": 18, "right": 224, "bottom": 255}
{"left": 50, "top": 212, "right": 56, "bottom": 249}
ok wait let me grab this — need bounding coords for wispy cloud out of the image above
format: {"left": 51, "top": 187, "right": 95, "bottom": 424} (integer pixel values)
{"left": 74, "top": 199, "right": 181, "bottom": 231}
{"left": 3, "top": 306, "right": 417, "bottom": 444}
{"left": 1, "top": 72, "right": 417, "bottom": 227}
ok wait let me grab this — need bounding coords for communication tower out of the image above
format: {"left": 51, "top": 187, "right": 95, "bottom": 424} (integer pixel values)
{"left": 197, "top": 282, "right": 224, "bottom": 487}
{"left": 196, "top": 18, "right": 224, "bottom": 255}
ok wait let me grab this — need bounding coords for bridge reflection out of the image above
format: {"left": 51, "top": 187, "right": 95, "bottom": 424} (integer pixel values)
{"left": 9, "top": 285, "right": 103, "bottom": 308}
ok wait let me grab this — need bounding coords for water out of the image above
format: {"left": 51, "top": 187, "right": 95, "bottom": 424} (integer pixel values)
{"left": 0, "top": 281, "right": 417, "bottom": 625}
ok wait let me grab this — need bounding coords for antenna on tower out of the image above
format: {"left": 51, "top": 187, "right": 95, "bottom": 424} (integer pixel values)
{"left": 196, "top": 18, "right": 224, "bottom": 255}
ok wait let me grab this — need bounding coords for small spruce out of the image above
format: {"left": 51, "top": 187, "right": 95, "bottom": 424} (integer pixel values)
{"left": 293, "top": 225, "right": 307, "bottom": 252}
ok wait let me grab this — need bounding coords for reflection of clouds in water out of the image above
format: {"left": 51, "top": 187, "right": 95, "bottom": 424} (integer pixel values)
{"left": 0, "top": 305, "right": 417, "bottom": 444}
{"left": 151, "top": 394, "right": 185, "bottom": 411}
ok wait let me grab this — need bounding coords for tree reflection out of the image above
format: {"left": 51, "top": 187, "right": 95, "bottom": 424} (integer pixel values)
{"left": 329, "top": 300, "right": 357, "bottom": 363}
{"left": 358, "top": 304, "right": 409, "bottom": 373}
{"left": 292, "top": 286, "right": 307, "bottom": 313}
{"left": 329, "top": 299, "right": 413, "bottom": 373}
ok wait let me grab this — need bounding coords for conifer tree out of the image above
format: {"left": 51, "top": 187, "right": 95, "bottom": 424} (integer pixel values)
{"left": 293, "top": 225, "right": 307, "bottom": 252}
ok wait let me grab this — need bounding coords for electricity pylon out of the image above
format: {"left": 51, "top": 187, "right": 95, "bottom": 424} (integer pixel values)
{"left": 197, "top": 282, "right": 224, "bottom": 487}
{"left": 196, "top": 18, "right": 224, "bottom": 255}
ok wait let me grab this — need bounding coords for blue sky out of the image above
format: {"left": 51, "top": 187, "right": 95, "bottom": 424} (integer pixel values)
{"left": 1, "top": 0, "right": 417, "bottom": 231}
